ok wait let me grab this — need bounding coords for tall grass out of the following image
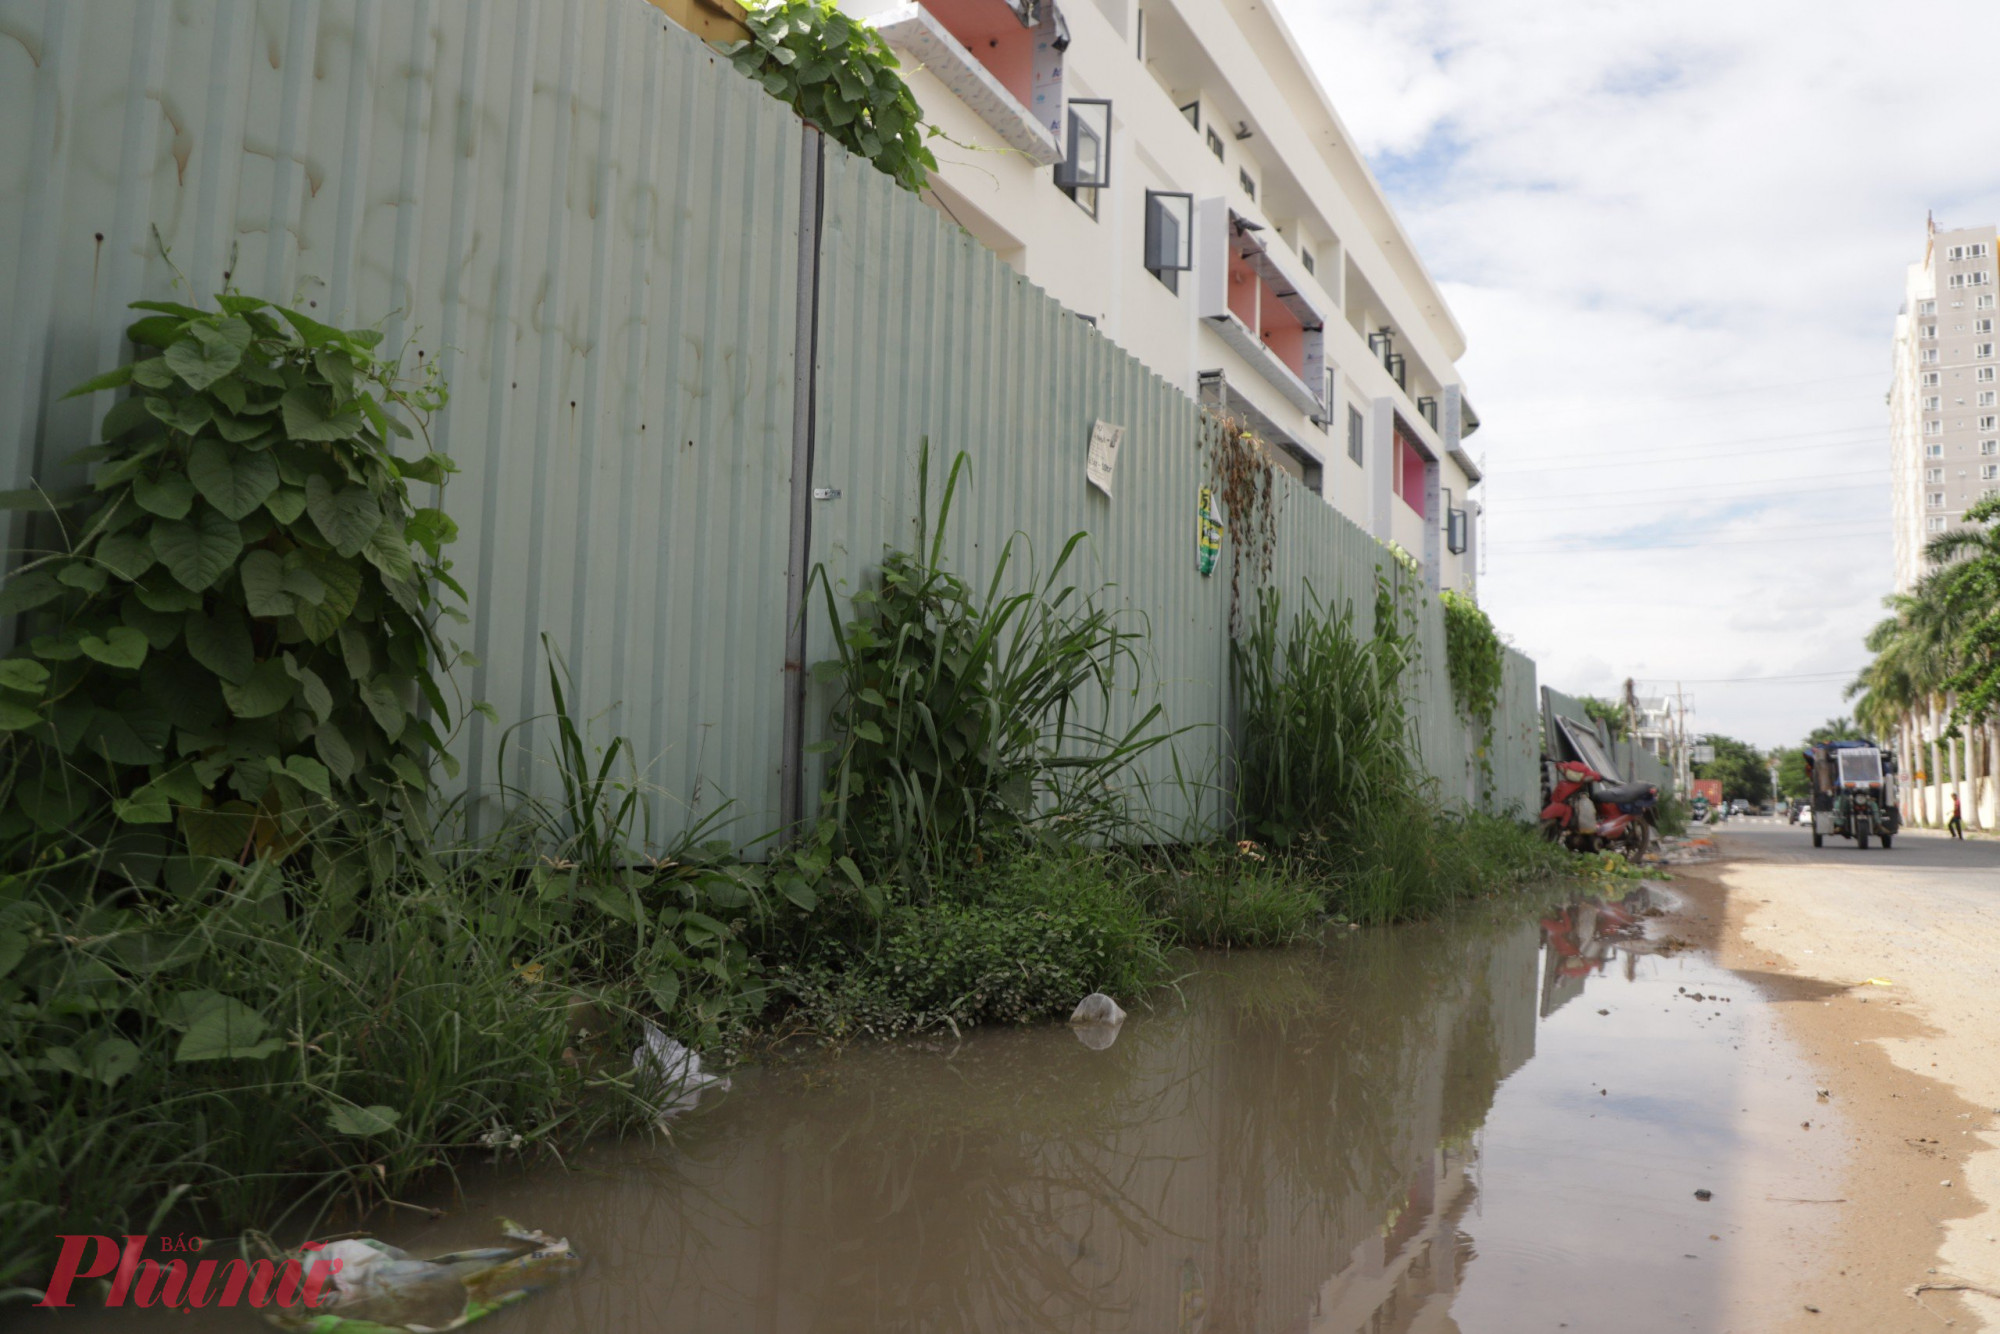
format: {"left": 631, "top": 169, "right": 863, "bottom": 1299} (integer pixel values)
{"left": 0, "top": 843, "right": 663, "bottom": 1293}
{"left": 813, "top": 445, "right": 1170, "bottom": 887}
{"left": 1231, "top": 584, "right": 1572, "bottom": 924}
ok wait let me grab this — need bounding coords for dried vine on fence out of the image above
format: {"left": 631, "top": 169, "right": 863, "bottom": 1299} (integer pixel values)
{"left": 1202, "top": 411, "right": 1279, "bottom": 636}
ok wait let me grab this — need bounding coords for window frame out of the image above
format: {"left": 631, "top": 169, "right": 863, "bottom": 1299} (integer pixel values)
{"left": 1347, "top": 405, "right": 1364, "bottom": 466}
{"left": 1142, "top": 190, "right": 1195, "bottom": 292}
{"left": 1054, "top": 99, "right": 1113, "bottom": 193}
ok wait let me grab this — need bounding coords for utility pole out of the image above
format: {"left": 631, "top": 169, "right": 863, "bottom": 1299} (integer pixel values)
{"left": 1674, "top": 681, "right": 1690, "bottom": 795}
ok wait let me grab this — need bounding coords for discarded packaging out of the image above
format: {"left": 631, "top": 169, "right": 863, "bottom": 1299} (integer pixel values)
{"left": 267, "top": 1221, "right": 578, "bottom": 1332}
{"left": 1069, "top": 993, "right": 1127, "bottom": 1051}
{"left": 633, "top": 1021, "right": 730, "bottom": 1119}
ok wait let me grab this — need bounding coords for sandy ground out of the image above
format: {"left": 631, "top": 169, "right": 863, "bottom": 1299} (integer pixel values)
{"left": 1679, "top": 820, "right": 2000, "bottom": 1332}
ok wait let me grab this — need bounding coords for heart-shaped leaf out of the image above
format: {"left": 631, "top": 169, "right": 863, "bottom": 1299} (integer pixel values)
{"left": 265, "top": 486, "right": 308, "bottom": 525}
{"left": 165, "top": 991, "right": 279, "bottom": 1062}
{"left": 163, "top": 328, "right": 244, "bottom": 391}
{"left": 184, "top": 604, "right": 254, "bottom": 684}
{"left": 220, "top": 659, "right": 295, "bottom": 718}
{"left": 151, "top": 507, "right": 243, "bottom": 590}
{"left": 0, "top": 659, "right": 50, "bottom": 691}
{"left": 96, "top": 530, "right": 156, "bottom": 581}
{"left": 79, "top": 626, "right": 149, "bottom": 670}
{"left": 305, "top": 475, "right": 382, "bottom": 557}
{"left": 133, "top": 473, "right": 195, "bottom": 520}
{"left": 282, "top": 753, "right": 333, "bottom": 798}
{"left": 326, "top": 1102, "right": 400, "bottom": 1137}
{"left": 238, "top": 550, "right": 295, "bottom": 617}
{"left": 281, "top": 387, "right": 363, "bottom": 442}
{"left": 188, "top": 438, "right": 279, "bottom": 520}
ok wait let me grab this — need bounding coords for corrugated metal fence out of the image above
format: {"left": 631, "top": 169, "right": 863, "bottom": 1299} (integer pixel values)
{"left": 0, "top": 0, "right": 1545, "bottom": 851}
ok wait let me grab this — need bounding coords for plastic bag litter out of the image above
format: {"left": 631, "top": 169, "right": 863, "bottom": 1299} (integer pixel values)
{"left": 266, "top": 1220, "right": 578, "bottom": 1333}
{"left": 1069, "top": 993, "right": 1126, "bottom": 1026}
{"left": 1069, "top": 993, "right": 1127, "bottom": 1050}
{"left": 633, "top": 1020, "right": 730, "bottom": 1118}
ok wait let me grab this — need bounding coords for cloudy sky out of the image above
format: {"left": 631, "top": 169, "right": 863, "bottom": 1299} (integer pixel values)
{"left": 1276, "top": 0, "right": 2000, "bottom": 748}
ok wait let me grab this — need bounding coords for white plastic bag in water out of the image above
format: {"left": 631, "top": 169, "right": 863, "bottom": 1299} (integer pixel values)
{"left": 632, "top": 1021, "right": 730, "bottom": 1120}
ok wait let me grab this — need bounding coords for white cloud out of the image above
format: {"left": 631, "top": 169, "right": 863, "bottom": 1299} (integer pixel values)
{"left": 1277, "top": 0, "right": 2000, "bottom": 747}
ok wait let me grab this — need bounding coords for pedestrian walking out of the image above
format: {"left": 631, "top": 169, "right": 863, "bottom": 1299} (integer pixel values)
{"left": 1948, "top": 793, "right": 1964, "bottom": 840}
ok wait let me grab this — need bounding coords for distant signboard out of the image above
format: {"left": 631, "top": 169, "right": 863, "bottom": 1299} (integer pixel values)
{"left": 1691, "top": 744, "right": 1716, "bottom": 764}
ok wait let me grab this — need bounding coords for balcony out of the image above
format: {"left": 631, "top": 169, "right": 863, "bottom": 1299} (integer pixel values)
{"left": 868, "top": 0, "right": 1066, "bottom": 164}
{"left": 1195, "top": 200, "right": 1327, "bottom": 420}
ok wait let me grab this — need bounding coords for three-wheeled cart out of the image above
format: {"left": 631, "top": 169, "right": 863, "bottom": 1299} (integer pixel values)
{"left": 1804, "top": 741, "right": 1900, "bottom": 849}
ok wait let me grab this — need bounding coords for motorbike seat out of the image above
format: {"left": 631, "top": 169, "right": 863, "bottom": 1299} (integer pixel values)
{"left": 1590, "top": 780, "right": 1656, "bottom": 805}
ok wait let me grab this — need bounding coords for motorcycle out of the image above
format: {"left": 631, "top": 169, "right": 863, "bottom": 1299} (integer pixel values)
{"left": 1539, "top": 761, "right": 1660, "bottom": 862}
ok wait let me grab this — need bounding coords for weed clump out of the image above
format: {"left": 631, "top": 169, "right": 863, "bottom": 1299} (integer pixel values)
{"left": 772, "top": 853, "right": 1166, "bottom": 1039}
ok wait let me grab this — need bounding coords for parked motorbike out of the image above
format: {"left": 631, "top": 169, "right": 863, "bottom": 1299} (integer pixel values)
{"left": 1539, "top": 761, "right": 1660, "bottom": 861}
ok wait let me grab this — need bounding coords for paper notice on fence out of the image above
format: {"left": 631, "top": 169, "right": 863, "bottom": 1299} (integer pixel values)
{"left": 1086, "top": 420, "right": 1125, "bottom": 497}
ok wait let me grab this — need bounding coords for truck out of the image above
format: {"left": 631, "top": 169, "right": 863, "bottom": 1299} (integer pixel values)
{"left": 1803, "top": 740, "right": 1900, "bottom": 850}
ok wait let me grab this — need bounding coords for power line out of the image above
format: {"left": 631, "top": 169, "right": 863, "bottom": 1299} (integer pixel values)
{"left": 1636, "top": 669, "right": 1865, "bottom": 685}
{"left": 1492, "top": 426, "right": 1884, "bottom": 475}
{"left": 1491, "top": 526, "right": 1891, "bottom": 553}
{"left": 1495, "top": 476, "right": 1889, "bottom": 511}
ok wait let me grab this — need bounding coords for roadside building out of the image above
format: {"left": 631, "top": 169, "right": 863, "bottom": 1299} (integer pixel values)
{"left": 1890, "top": 219, "right": 2000, "bottom": 592}
{"left": 843, "top": 0, "right": 1483, "bottom": 593}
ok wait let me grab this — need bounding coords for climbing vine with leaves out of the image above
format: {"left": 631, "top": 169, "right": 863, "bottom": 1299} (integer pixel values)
{"left": 727, "top": 0, "right": 939, "bottom": 193}
{"left": 1439, "top": 589, "right": 1503, "bottom": 727}
{"left": 0, "top": 295, "right": 467, "bottom": 872}
{"left": 1201, "top": 411, "right": 1279, "bottom": 637}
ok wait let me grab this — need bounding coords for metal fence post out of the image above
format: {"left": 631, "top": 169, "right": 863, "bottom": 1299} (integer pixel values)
{"left": 779, "top": 127, "right": 826, "bottom": 838}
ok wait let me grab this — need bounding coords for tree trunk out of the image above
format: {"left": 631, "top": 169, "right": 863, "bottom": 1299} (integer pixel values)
{"left": 1929, "top": 698, "right": 1945, "bottom": 826}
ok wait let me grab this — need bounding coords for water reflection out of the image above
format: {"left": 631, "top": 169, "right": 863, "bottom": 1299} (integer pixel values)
{"left": 390, "top": 907, "right": 1552, "bottom": 1334}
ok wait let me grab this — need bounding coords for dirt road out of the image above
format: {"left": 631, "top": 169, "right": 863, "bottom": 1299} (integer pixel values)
{"left": 1692, "top": 819, "right": 2000, "bottom": 1330}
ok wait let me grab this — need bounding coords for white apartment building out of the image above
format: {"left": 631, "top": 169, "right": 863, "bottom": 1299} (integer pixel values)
{"left": 845, "top": 0, "right": 1483, "bottom": 593}
{"left": 1890, "top": 220, "right": 2000, "bottom": 592}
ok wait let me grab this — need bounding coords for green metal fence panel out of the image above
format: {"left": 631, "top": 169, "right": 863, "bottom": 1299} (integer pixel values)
{"left": 805, "top": 141, "right": 1227, "bottom": 839}
{"left": 1493, "top": 649, "right": 1543, "bottom": 817}
{"left": 0, "top": 0, "right": 803, "bottom": 844}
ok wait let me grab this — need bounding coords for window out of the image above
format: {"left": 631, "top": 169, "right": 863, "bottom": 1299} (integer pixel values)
{"left": 1206, "top": 126, "right": 1225, "bottom": 161}
{"left": 1982, "top": 391, "right": 1997, "bottom": 407}
{"left": 1983, "top": 295, "right": 1997, "bottom": 310}
{"left": 1983, "top": 415, "right": 1999, "bottom": 430}
{"left": 1973, "top": 243, "right": 1992, "bottom": 258}
{"left": 1979, "top": 343, "right": 1995, "bottom": 359}
{"left": 1974, "top": 271, "right": 1993, "bottom": 286}
{"left": 1180, "top": 101, "right": 1199, "bottom": 130}
{"left": 1924, "top": 349, "right": 1940, "bottom": 364}
{"left": 1143, "top": 190, "right": 1194, "bottom": 293}
{"left": 1929, "top": 515, "right": 1948, "bottom": 532}
{"left": 1984, "top": 464, "right": 1999, "bottom": 480}
{"left": 1928, "top": 442, "right": 1945, "bottom": 457}
{"left": 1984, "top": 440, "right": 1998, "bottom": 455}
{"left": 1347, "top": 406, "right": 1364, "bottom": 466}
{"left": 1951, "top": 274, "right": 1967, "bottom": 289}
{"left": 1978, "top": 319, "right": 1995, "bottom": 334}
{"left": 1922, "top": 324, "right": 1938, "bottom": 339}
{"left": 1925, "top": 420, "right": 1942, "bottom": 435}
{"left": 1924, "top": 371, "right": 1942, "bottom": 386}
{"left": 1134, "top": 6, "right": 1144, "bottom": 58}
{"left": 1921, "top": 299, "right": 1937, "bottom": 314}
{"left": 1929, "top": 492, "right": 1946, "bottom": 508}
{"left": 1447, "top": 506, "right": 1469, "bottom": 555}
{"left": 1927, "top": 467, "right": 1945, "bottom": 483}
{"left": 1301, "top": 248, "right": 1315, "bottom": 276}
{"left": 1054, "top": 99, "right": 1112, "bottom": 217}
{"left": 1924, "top": 395, "right": 1941, "bottom": 410}
{"left": 1238, "top": 167, "right": 1256, "bottom": 201}
{"left": 1948, "top": 246, "right": 1965, "bottom": 260}
{"left": 1980, "top": 368, "right": 1997, "bottom": 383}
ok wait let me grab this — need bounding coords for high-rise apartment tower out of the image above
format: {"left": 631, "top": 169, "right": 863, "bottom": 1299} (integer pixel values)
{"left": 1890, "top": 220, "right": 2000, "bottom": 592}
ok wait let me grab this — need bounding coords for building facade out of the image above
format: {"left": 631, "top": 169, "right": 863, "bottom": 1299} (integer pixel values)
{"left": 1891, "top": 221, "right": 2000, "bottom": 592}
{"left": 846, "top": 0, "right": 1483, "bottom": 593}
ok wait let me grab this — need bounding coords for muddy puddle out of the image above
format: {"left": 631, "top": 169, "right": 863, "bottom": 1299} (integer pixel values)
{"left": 50, "top": 884, "right": 1841, "bottom": 1333}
